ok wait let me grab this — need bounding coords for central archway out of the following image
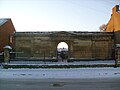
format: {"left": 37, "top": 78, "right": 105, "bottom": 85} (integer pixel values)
{"left": 57, "top": 42, "right": 68, "bottom": 62}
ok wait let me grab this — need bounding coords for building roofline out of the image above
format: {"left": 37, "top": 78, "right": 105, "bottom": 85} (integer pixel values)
{"left": 0, "top": 18, "right": 11, "bottom": 26}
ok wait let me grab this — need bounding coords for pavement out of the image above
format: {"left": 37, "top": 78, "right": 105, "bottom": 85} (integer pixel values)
{"left": 1, "top": 68, "right": 120, "bottom": 79}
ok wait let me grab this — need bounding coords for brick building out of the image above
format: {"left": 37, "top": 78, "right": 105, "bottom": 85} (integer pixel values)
{"left": 105, "top": 5, "right": 120, "bottom": 62}
{"left": 0, "top": 18, "right": 16, "bottom": 53}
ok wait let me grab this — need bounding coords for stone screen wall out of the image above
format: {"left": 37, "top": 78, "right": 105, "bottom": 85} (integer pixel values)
{"left": 14, "top": 31, "right": 114, "bottom": 60}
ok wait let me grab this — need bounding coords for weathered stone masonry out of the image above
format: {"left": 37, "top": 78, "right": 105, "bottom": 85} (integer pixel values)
{"left": 14, "top": 31, "right": 114, "bottom": 60}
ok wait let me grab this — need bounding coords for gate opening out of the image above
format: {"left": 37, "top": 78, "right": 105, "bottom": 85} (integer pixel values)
{"left": 57, "top": 42, "right": 68, "bottom": 61}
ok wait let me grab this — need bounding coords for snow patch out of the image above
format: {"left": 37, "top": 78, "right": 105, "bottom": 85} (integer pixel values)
{"left": 0, "top": 68, "right": 120, "bottom": 79}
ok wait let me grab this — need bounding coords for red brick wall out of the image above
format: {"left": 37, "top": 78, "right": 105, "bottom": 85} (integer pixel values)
{"left": 0, "top": 19, "right": 16, "bottom": 52}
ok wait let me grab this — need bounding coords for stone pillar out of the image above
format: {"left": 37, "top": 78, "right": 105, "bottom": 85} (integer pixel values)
{"left": 3, "top": 45, "right": 12, "bottom": 64}
{"left": 115, "top": 44, "right": 120, "bottom": 66}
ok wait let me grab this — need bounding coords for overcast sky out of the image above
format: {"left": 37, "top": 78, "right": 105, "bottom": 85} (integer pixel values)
{"left": 0, "top": 0, "right": 119, "bottom": 32}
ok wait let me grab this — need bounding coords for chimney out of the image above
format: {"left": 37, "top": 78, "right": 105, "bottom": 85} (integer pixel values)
{"left": 112, "top": 5, "right": 119, "bottom": 14}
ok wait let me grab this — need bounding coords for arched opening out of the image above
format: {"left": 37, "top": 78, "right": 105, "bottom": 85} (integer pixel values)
{"left": 57, "top": 42, "right": 68, "bottom": 61}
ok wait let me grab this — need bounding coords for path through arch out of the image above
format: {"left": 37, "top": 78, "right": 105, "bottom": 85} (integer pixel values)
{"left": 57, "top": 42, "right": 68, "bottom": 62}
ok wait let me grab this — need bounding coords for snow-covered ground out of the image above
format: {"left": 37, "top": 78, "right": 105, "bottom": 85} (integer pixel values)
{"left": 0, "top": 68, "right": 120, "bottom": 79}
{"left": 8, "top": 60, "right": 115, "bottom": 65}
{"left": 0, "top": 60, "right": 119, "bottom": 79}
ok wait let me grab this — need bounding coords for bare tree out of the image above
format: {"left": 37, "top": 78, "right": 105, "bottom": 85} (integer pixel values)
{"left": 99, "top": 24, "right": 106, "bottom": 32}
